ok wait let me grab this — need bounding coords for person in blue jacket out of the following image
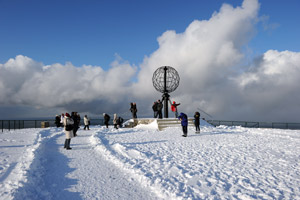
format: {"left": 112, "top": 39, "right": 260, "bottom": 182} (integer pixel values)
{"left": 178, "top": 112, "right": 188, "bottom": 137}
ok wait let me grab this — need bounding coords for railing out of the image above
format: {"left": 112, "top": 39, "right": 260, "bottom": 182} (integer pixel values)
{"left": 0, "top": 118, "right": 120, "bottom": 132}
{"left": 3, "top": 118, "right": 300, "bottom": 132}
{"left": 207, "top": 120, "right": 300, "bottom": 130}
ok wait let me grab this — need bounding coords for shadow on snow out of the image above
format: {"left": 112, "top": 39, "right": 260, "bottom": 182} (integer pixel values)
{"left": 13, "top": 133, "right": 82, "bottom": 200}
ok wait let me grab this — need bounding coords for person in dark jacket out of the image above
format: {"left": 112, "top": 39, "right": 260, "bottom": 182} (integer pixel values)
{"left": 103, "top": 113, "right": 110, "bottom": 128}
{"left": 55, "top": 115, "right": 61, "bottom": 128}
{"left": 194, "top": 112, "right": 200, "bottom": 133}
{"left": 117, "top": 116, "right": 124, "bottom": 128}
{"left": 152, "top": 101, "right": 158, "bottom": 118}
{"left": 157, "top": 100, "right": 163, "bottom": 119}
{"left": 71, "top": 112, "right": 79, "bottom": 137}
{"left": 178, "top": 112, "right": 188, "bottom": 137}
{"left": 130, "top": 102, "right": 138, "bottom": 119}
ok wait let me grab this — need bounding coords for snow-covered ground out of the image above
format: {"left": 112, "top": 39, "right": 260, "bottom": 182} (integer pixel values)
{"left": 0, "top": 120, "right": 299, "bottom": 200}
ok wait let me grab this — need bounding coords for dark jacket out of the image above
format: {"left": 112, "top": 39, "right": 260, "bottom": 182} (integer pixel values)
{"left": 157, "top": 101, "right": 163, "bottom": 111}
{"left": 104, "top": 114, "right": 110, "bottom": 123}
{"left": 178, "top": 113, "right": 188, "bottom": 126}
{"left": 194, "top": 112, "right": 200, "bottom": 125}
{"left": 152, "top": 102, "right": 158, "bottom": 111}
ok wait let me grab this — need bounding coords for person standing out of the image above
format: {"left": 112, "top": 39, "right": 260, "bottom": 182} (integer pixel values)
{"left": 103, "top": 113, "right": 110, "bottom": 128}
{"left": 55, "top": 115, "right": 61, "bottom": 128}
{"left": 83, "top": 115, "right": 90, "bottom": 130}
{"left": 113, "top": 113, "right": 118, "bottom": 129}
{"left": 117, "top": 116, "right": 124, "bottom": 128}
{"left": 130, "top": 102, "right": 138, "bottom": 119}
{"left": 71, "top": 112, "right": 79, "bottom": 137}
{"left": 178, "top": 112, "right": 188, "bottom": 137}
{"left": 60, "top": 113, "right": 65, "bottom": 127}
{"left": 152, "top": 101, "right": 158, "bottom": 118}
{"left": 194, "top": 112, "right": 200, "bottom": 133}
{"left": 157, "top": 100, "right": 163, "bottom": 119}
{"left": 63, "top": 113, "right": 74, "bottom": 150}
{"left": 170, "top": 100, "right": 180, "bottom": 118}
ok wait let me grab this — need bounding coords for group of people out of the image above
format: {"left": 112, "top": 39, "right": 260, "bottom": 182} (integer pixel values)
{"left": 103, "top": 113, "right": 124, "bottom": 129}
{"left": 55, "top": 112, "right": 91, "bottom": 150}
{"left": 152, "top": 99, "right": 181, "bottom": 118}
{"left": 57, "top": 99, "right": 201, "bottom": 150}
{"left": 178, "top": 111, "right": 201, "bottom": 137}
{"left": 152, "top": 100, "right": 163, "bottom": 118}
{"left": 152, "top": 99, "right": 201, "bottom": 137}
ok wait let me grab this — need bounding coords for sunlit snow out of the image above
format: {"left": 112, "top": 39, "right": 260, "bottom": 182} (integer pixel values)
{"left": 0, "top": 120, "right": 299, "bottom": 199}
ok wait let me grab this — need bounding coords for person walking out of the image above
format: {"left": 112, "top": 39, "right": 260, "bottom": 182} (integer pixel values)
{"left": 170, "top": 100, "right": 180, "bottom": 118}
{"left": 157, "top": 100, "right": 163, "bottom": 119}
{"left": 113, "top": 113, "right": 118, "bottom": 129}
{"left": 83, "top": 115, "right": 90, "bottom": 130}
{"left": 178, "top": 112, "right": 188, "bottom": 137}
{"left": 103, "top": 113, "right": 110, "bottom": 128}
{"left": 63, "top": 113, "right": 74, "bottom": 150}
{"left": 194, "top": 112, "right": 200, "bottom": 133}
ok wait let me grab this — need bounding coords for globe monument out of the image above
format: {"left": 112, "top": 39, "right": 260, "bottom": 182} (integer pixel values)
{"left": 152, "top": 66, "right": 180, "bottom": 118}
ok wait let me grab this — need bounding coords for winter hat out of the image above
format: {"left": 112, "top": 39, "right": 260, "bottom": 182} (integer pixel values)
{"left": 65, "top": 113, "right": 70, "bottom": 117}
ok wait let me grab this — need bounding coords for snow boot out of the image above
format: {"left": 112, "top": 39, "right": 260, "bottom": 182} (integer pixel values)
{"left": 66, "top": 139, "right": 72, "bottom": 150}
{"left": 64, "top": 139, "right": 68, "bottom": 148}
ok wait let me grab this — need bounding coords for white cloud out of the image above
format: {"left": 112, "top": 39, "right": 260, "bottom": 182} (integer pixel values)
{"left": 0, "top": 55, "right": 137, "bottom": 109}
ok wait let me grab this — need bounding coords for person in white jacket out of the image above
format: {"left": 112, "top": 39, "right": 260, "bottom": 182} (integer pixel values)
{"left": 60, "top": 113, "right": 64, "bottom": 127}
{"left": 113, "top": 113, "right": 118, "bottom": 129}
{"left": 84, "top": 115, "right": 90, "bottom": 130}
{"left": 63, "top": 113, "right": 74, "bottom": 150}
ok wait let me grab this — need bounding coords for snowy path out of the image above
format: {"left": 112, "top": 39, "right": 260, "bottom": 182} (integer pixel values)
{"left": 1, "top": 122, "right": 300, "bottom": 199}
{"left": 12, "top": 127, "right": 157, "bottom": 200}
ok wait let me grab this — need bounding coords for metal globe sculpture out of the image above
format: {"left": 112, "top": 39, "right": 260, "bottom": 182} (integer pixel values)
{"left": 152, "top": 66, "right": 180, "bottom": 118}
{"left": 152, "top": 66, "right": 180, "bottom": 94}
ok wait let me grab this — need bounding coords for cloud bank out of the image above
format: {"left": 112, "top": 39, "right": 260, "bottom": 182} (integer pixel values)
{"left": 1, "top": 0, "right": 300, "bottom": 122}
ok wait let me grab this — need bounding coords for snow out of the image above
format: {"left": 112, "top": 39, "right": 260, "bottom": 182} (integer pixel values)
{"left": 1, "top": 120, "right": 300, "bottom": 200}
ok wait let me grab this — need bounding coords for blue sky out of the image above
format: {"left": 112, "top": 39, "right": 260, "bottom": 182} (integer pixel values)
{"left": 1, "top": 0, "right": 300, "bottom": 121}
{"left": 1, "top": 0, "right": 299, "bottom": 69}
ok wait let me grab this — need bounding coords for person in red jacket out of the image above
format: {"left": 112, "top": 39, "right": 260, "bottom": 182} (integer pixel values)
{"left": 170, "top": 100, "right": 180, "bottom": 118}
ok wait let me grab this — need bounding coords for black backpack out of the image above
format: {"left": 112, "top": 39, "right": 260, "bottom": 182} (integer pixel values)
{"left": 118, "top": 117, "right": 124, "bottom": 124}
{"left": 65, "top": 124, "right": 74, "bottom": 131}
